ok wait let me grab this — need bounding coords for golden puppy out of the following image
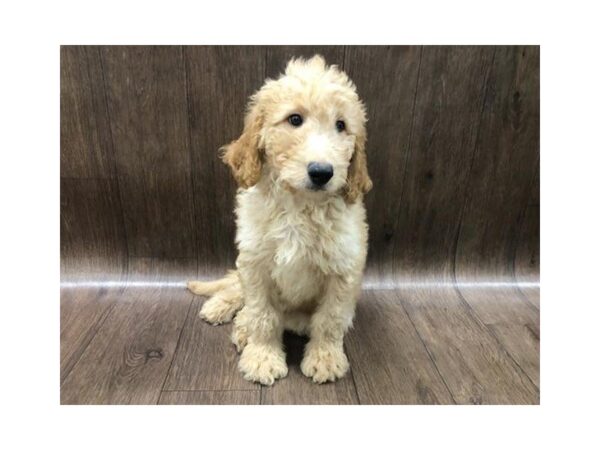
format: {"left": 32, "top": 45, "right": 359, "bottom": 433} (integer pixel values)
{"left": 188, "top": 55, "right": 372, "bottom": 385}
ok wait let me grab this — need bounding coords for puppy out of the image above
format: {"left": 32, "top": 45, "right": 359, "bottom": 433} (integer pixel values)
{"left": 188, "top": 55, "right": 372, "bottom": 385}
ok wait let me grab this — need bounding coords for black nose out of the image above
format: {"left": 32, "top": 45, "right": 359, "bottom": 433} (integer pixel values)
{"left": 307, "top": 162, "right": 334, "bottom": 187}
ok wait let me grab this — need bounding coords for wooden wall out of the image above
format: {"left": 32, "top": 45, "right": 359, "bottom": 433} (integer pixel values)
{"left": 60, "top": 46, "right": 539, "bottom": 286}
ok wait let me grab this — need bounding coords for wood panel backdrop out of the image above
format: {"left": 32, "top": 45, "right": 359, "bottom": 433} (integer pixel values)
{"left": 61, "top": 45, "right": 539, "bottom": 288}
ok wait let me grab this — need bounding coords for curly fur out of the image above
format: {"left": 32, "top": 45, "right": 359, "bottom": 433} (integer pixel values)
{"left": 188, "top": 55, "right": 372, "bottom": 385}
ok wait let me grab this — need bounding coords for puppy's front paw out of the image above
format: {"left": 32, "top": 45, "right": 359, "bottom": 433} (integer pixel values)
{"left": 238, "top": 343, "right": 288, "bottom": 385}
{"left": 231, "top": 322, "right": 248, "bottom": 352}
{"left": 301, "top": 343, "right": 349, "bottom": 384}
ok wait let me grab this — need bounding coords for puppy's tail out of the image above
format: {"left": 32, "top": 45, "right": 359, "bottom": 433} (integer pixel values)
{"left": 187, "top": 270, "right": 244, "bottom": 325}
{"left": 187, "top": 270, "right": 239, "bottom": 296}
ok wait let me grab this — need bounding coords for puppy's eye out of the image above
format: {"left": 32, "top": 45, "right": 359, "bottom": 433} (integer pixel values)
{"left": 335, "top": 120, "right": 346, "bottom": 132}
{"left": 288, "top": 114, "right": 303, "bottom": 127}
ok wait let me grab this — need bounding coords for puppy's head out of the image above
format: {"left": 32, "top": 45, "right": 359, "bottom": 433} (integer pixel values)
{"left": 222, "top": 55, "right": 372, "bottom": 203}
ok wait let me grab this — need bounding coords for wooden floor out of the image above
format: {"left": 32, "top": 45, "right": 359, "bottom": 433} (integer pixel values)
{"left": 60, "top": 262, "right": 539, "bottom": 405}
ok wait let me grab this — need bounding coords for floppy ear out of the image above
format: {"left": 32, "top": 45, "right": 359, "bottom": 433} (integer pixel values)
{"left": 220, "top": 98, "right": 264, "bottom": 188}
{"left": 344, "top": 133, "right": 373, "bottom": 203}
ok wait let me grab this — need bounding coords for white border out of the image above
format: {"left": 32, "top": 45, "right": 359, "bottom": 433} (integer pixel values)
{"left": 2, "top": 1, "right": 600, "bottom": 448}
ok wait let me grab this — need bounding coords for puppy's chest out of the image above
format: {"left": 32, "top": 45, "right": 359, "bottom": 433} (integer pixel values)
{"left": 267, "top": 206, "right": 357, "bottom": 296}
{"left": 237, "top": 190, "right": 364, "bottom": 304}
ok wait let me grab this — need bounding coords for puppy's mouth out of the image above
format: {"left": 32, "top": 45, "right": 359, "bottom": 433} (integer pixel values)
{"left": 307, "top": 182, "right": 327, "bottom": 192}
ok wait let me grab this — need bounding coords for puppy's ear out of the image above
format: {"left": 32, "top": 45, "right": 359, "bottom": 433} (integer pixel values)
{"left": 221, "top": 98, "right": 264, "bottom": 188}
{"left": 344, "top": 133, "right": 373, "bottom": 203}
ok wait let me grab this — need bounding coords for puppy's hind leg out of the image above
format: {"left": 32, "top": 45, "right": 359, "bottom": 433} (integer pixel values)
{"left": 187, "top": 271, "right": 244, "bottom": 325}
{"left": 200, "top": 285, "right": 244, "bottom": 325}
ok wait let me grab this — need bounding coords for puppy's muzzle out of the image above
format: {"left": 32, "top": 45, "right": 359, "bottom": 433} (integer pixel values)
{"left": 307, "top": 161, "right": 334, "bottom": 189}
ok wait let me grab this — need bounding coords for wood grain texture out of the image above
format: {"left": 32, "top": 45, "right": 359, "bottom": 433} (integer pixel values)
{"left": 260, "top": 332, "right": 359, "bottom": 405}
{"left": 345, "top": 290, "right": 454, "bottom": 404}
{"left": 344, "top": 46, "right": 422, "bottom": 286}
{"left": 390, "top": 46, "right": 496, "bottom": 279}
{"left": 60, "top": 259, "right": 196, "bottom": 404}
{"left": 455, "top": 286, "right": 539, "bottom": 388}
{"left": 163, "top": 296, "right": 258, "bottom": 392}
{"left": 398, "top": 285, "right": 539, "bottom": 404}
{"left": 60, "top": 46, "right": 127, "bottom": 280}
{"left": 455, "top": 46, "right": 540, "bottom": 282}
{"left": 449, "top": 47, "right": 540, "bottom": 388}
{"left": 61, "top": 46, "right": 116, "bottom": 179}
{"left": 514, "top": 205, "right": 540, "bottom": 308}
{"left": 60, "top": 177, "right": 127, "bottom": 281}
{"left": 158, "top": 390, "right": 259, "bottom": 405}
{"left": 529, "top": 165, "right": 540, "bottom": 206}
{"left": 185, "top": 46, "right": 265, "bottom": 275}
{"left": 101, "top": 46, "right": 197, "bottom": 258}
{"left": 60, "top": 287, "right": 120, "bottom": 383}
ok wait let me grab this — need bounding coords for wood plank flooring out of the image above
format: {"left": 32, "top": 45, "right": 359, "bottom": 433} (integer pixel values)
{"left": 61, "top": 277, "right": 539, "bottom": 405}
